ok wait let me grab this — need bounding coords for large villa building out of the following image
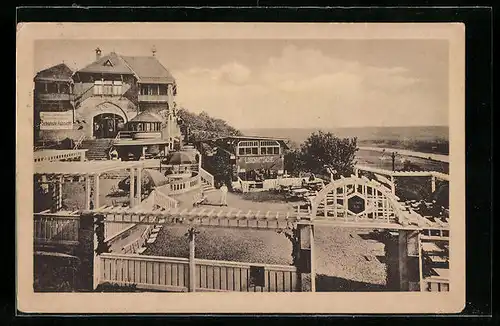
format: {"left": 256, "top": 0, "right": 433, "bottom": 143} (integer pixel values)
{"left": 33, "top": 47, "right": 183, "bottom": 159}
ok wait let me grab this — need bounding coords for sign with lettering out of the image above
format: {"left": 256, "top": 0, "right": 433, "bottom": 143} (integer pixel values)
{"left": 237, "top": 155, "right": 284, "bottom": 171}
{"left": 243, "top": 156, "right": 278, "bottom": 164}
{"left": 40, "top": 111, "right": 73, "bottom": 130}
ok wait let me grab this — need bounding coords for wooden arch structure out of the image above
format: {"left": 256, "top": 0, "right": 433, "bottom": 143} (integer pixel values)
{"left": 310, "top": 175, "right": 422, "bottom": 228}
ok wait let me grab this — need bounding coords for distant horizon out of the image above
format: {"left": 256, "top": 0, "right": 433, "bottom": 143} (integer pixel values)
{"left": 240, "top": 125, "right": 449, "bottom": 130}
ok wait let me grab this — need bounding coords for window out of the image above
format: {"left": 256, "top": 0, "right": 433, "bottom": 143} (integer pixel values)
{"left": 259, "top": 140, "right": 280, "bottom": 156}
{"left": 35, "top": 82, "right": 46, "bottom": 93}
{"left": 59, "top": 83, "right": 69, "bottom": 94}
{"left": 112, "top": 81, "right": 122, "bottom": 95}
{"left": 94, "top": 80, "right": 121, "bottom": 95}
{"left": 103, "top": 81, "right": 113, "bottom": 95}
{"left": 159, "top": 85, "right": 167, "bottom": 95}
{"left": 94, "top": 80, "right": 103, "bottom": 95}
{"left": 47, "top": 83, "right": 58, "bottom": 94}
{"left": 238, "top": 140, "right": 259, "bottom": 156}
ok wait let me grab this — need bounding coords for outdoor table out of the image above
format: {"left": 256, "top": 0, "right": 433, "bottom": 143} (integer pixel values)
{"left": 291, "top": 188, "right": 309, "bottom": 195}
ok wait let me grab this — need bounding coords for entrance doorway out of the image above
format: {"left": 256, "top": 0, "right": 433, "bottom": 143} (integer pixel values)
{"left": 93, "top": 113, "right": 125, "bottom": 139}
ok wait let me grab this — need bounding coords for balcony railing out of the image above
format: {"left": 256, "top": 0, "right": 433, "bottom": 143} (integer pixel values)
{"left": 37, "top": 93, "right": 74, "bottom": 101}
{"left": 138, "top": 94, "right": 170, "bottom": 102}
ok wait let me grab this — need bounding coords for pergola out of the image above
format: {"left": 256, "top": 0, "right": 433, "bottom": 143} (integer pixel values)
{"left": 34, "top": 160, "right": 145, "bottom": 212}
{"left": 354, "top": 165, "right": 449, "bottom": 193}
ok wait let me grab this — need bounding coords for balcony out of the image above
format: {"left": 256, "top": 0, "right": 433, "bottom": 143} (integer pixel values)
{"left": 37, "top": 93, "right": 74, "bottom": 102}
{"left": 138, "top": 94, "right": 169, "bottom": 103}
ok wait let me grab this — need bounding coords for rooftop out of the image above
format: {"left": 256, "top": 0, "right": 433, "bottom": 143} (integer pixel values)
{"left": 121, "top": 56, "right": 176, "bottom": 84}
{"left": 76, "top": 51, "right": 176, "bottom": 84}
{"left": 77, "top": 52, "right": 134, "bottom": 75}
{"left": 34, "top": 63, "right": 74, "bottom": 82}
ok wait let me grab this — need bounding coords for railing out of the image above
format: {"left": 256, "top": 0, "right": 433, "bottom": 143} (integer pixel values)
{"left": 138, "top": 94, "right": 170, "bottom": 102}
{"left": 199, "top": 167, "right": 214, "bottom": 187}
{"left": 104, "top": 192, "right": 157, "bottom": 242}
{"left": 121, "top": 224, "right": 155, "bottom": 254}
{"left": 98, "top": 253, "right": 299, "bottom": 292}
{"left": 33, "top": 214, "right": 80, "bottom": 245}
{"left": 73, "top": 134, "right": 85, "bottom": 150}
{"left": 114, "top": 131, "right": 135, "bottom": 141}
{"left": 153, "top": 190, "right": 179, "bottom": 210}
{"left": 73, "top": 84, "right": 95, "bottom": 105}
{"left": 156, "top": 175, "right": 201, "bottom": 196}
{"left": 34, "top": 149, "right": 87, "bottom": 163}
{"left": 161, "top": 163, "right": 199, "bottom": 173}
{"left": 422, "top": 278, "right": 450, "bottom": 292}
{"left": 37, "top": 93, "right": 74, "bottom": 101}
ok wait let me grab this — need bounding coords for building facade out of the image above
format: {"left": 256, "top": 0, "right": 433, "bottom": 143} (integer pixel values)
{"left": 33, "top": 48, "right": 183, "bottom": 149}
{"left": 200, "top": 136, "right": 290, "bottom": 182}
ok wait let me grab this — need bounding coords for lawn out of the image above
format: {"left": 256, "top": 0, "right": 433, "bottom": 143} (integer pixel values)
{"left": 144, "top": 190, "right": 391, "bottom": 291}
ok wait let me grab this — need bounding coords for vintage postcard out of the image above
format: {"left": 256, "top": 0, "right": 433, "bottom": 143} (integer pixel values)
{"left": 16, "top": 22, "right": 465, "bottom": 314}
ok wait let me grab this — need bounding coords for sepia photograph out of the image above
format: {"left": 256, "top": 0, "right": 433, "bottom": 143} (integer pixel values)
{"left": 16, "top": 22, "right": 465, "bottom": 314}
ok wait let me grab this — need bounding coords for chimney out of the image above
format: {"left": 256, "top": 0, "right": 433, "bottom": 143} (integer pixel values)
{"left": 151, "top": 45, "right": 157, "bottom": 57}
{"left": 95, "top": 47, "right": 102, "bottom": 61}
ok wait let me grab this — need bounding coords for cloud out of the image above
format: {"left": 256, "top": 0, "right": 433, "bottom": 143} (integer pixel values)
{"left": 174, "top": 44, "right": 446, "bottom": 129}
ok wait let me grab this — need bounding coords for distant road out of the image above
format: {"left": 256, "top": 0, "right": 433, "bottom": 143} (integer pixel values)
{"left": 358, "top": 146, "right": 449, "bottom": 163}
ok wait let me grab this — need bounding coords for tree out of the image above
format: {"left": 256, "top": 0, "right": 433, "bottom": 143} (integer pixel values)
{"left": 298, "top": 131, "right": 358, "bottom": 177}
{"left": 284, "top": 149, "right": 304, "bottom": 176}
{"left": 202, "top": 148, "right": 236, "bottom": 189}
{"left": 177, "top": 108, "right": 242, "bottom": 143}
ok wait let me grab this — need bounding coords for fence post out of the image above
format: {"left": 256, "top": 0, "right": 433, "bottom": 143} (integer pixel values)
{"left": 187, "top": 227, "right": 199, "bottom": 292}
{"left": 295, "top": 223, "right": 315, "bottom": 292}
{"left": 129, "top": 168, "right": 135, "bottom": 208}
{"left": 398, "top": 229, "right": 421, "bottom": 291}
{"left": 136, "top": 167, "right": 142, "bottom": 205}
{"left": 76, "top": 213, "right": 95, "bottom": 291}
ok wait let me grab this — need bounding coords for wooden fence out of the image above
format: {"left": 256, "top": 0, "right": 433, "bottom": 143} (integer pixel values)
{"left": 98, "top": 253, "right": 299, "bottom": 292}
{"left": 34, "top": 214, "right": 80, "bottom": 245}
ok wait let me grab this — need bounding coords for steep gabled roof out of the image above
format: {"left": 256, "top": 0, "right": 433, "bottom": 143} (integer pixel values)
{"left": 120, "top": 56, "right": 176, "bottom": 84}
{"left": 34, "top": 63, "right": 73, "bottom": 82}
{"left": 77, "top": 52, "right": 135, "bottom": 75}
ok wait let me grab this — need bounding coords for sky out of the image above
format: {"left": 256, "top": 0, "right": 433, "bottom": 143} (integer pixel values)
{"left": 34, "top": 39, "right": 449, "bottom": 129}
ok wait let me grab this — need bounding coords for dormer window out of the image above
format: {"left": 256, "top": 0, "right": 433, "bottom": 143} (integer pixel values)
{"left": 103, "top": 60, "right": 113, "bottom": 67}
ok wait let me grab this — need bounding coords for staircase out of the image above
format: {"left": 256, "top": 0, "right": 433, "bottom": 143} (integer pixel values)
{"left": 199, "top": 167, "right": 216, "bottom": 193}
{"left": 201, "top": 181, "right": 215, "bottom": 193}
{"left": 80, "top": 139, "right": 114, "bottom": 161}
